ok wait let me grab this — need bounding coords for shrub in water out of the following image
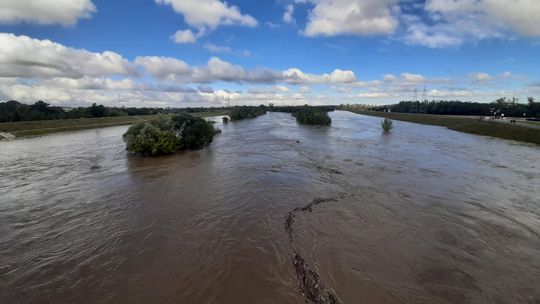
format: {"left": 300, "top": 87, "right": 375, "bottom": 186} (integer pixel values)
{"left": 381, "top": 118, "right": 393, "bottom": 132}
{"left": 229, "top": 106, "right": 267, "bottom": 120}
{"left": 294, "top": 110, "right": 331, "bottom": 125}
{"left": 123, "top": 114, "right": 219, "bottom": 156}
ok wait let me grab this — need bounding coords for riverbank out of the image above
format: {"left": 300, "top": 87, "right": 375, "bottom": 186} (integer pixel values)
{"left": 0, "top": 111, "right": 228, "bottom": 138}
{"left": 343, "top": 109, "right": 540, "bottom": 145}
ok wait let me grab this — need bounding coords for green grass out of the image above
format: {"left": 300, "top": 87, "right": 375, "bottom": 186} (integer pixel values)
{"left": 0, "top": 111, "right": 228, "bottom": 137}
{"left": 522, "top": 121, "right": 540, "bottom": 127}
{"left": 343, "top": 109, "right": 540, "bottom": 145}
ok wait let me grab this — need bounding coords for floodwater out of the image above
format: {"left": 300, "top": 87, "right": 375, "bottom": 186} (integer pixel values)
{"left": 1, "top": 111, "right": 539, "bottom": 304}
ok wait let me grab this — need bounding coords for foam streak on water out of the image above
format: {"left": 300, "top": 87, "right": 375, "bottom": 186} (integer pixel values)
{"left": 1, "top": 111, "right": 539, "bottom": 303}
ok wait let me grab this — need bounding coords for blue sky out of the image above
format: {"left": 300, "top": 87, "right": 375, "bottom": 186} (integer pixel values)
{"left": 0, "top": 0, "right": 539, "bottom": 107}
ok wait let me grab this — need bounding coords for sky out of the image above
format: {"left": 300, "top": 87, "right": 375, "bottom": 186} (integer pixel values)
{"left": 0, "top": 0, "right": 539, "bottom": 107}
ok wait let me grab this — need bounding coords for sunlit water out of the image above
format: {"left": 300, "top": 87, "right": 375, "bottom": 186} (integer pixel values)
{"left": 1, "top": 111, "right": 539, "bottom": 303}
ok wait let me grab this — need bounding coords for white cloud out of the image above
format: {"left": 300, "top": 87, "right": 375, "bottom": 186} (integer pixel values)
{"left": 155, "top": 0, "right": 257, "bottom": 31}
{"left": 383, "top": 74, "right": 398, "bottom": 82}
{"left": 484, "top": 0, "right": 540, "bottom": 36}
{"left": 204, "top": 42, "right": 232, "bottom": 53}
{"left": 134, "top": 56, "right": 191, "bottom": 82}
{"left": 426, "top": 0, "right": 540, "bottom": 37}
{"left": 282, "top": 68, "right": 357, "bottom": 84}
{"left": 172, "top": 29, "right": 197, "bottom": 43}
{"left": 404, "top": 0, "right": 540, "bottom": 48}
{"left": 301, "top": 0, "right": 399, "bottom": 37}
{"left": 0, "top": 33, "right": 137, "bottom": 79}
{"left": 401, "top": 72, "right": 425, "bottom": 83}
{"left": 470, "top": 72, "right": 493, "bottom": 83}
{"left": 136, "top": 56, "right": 280, "bottom": 84}
{"left": 0, "top": 0, "right": 95, "bottom": 25}
{"left": 427, "top": 89, "right": 475, "bottom": 97}
{"left": 136, "top": 55, "right": 357, "bottom": 85}
{"left": 283, "top": 4, "right": 295, "bottom": 24}
{"left": 357, "top": 92, "right": 395, "bottom": 98}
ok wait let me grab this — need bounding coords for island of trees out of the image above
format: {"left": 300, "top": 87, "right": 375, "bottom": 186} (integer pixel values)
{"left": 271, "top": 105, "right": 334, "bottom": 125}
{"left": 229, "top": 105, "right": 268, "bottom": 120}
{"left": 123, "top": 113, "right": 219, "bottom": 156}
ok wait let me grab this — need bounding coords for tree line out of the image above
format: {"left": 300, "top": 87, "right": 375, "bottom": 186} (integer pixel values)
{"left": 0, "top": 100, "right": 229, "bottom": 123}
{"left": 369, "top": 97, "right": 539, "bottom": 117}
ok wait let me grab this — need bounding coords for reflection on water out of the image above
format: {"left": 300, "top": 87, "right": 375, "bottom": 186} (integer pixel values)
{"left": 1, "top": 111, "right": 539, "bottom": 304}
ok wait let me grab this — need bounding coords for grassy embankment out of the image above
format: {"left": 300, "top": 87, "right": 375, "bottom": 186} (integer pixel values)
{"left": 0, "top": 111, "right": 228, "bottom": 138}
{"left": 343, "top": 109, "right": 540, "bottom": 145}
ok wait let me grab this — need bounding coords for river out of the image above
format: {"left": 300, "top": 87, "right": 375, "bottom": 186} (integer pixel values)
{"left": 1, "top": 111, "right": 539, "bottom": 303}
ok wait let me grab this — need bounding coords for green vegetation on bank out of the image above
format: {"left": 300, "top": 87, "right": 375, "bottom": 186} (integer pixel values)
{"left": 365, "top": 97, "right": 540, "bottom": 118}
{"left": 123, "top": 113, "right": 220, "bottom": 156}
{"left": 0, "top": 100, "right": 229, "bottom": 123}
{"left": 0, "top": 112, "right": 225, "bottom": 138}
{"left": 229, "top": 105, "right": 267, "bottom": 120}
{"left": 342, "top": 108, "right": 540, "bottom": 145}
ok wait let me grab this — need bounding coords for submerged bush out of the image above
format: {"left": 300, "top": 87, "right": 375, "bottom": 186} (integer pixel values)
{"left": 381, "top": 118, "right": 393, "bottom": 132}
{"left": 229, "top": 105, "right": 267, "bottom": 120}
{"left": 123, "top": 114, "right": 219, "bottom": 156}
{"left": 293, "top": 110, "right": 332, "bottom": 125}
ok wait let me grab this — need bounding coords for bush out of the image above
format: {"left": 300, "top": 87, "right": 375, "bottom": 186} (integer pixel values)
{"left": 123, "top": 114, "right": 219, "bottom": 156}
{"left": 294, "top": 110, "right": 332, "bottom": 125}
{"left": 229, "top": 106, "right": 267, "bottom": 120}
{"left": 381, "top": 118, "right": 393, "bottom": 132}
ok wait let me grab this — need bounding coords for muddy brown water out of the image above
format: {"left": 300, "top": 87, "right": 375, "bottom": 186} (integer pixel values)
{"left": 1, "top": 111, "right": 539, "bottom": 304}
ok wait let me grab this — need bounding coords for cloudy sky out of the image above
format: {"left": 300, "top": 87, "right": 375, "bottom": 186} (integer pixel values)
{"left": 0, "top": 0, "right": 539, "bottom": 107}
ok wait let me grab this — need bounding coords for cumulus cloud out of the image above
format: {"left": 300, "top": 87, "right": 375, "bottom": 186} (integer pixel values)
{"left": 136, "top": 55, "right": 357, "bottom": 85}
{"left": 403, "top": 0, "right": 540, "bottom": 48}
{"left": 0, "top": 0, "right": 95, "bottom": 25}
{"left": 204, "top": 42, "right": 232, "bottom": 53}
{"left": 282, "top": 68, "right": 357, "bottom": 84}
{"left": 295, "top": 0, "right": 540, "bottom": 46}
{"left": 155, "top": 0, "right": 257, "bottom": 31}
{"left": 383, "top": 74, "right": 398, "bottom": 82}
{"left": 301, "top": 0, "right": 399, "bottom": 37}
{"left": 0, "top": 33, "right": 137, "bottom": 79}
{"left": 426, "top": 0, "right": 540, "bottom": 37}
{"left": 470, "top": 72, "right": 493, "bottom": 83}
{"left": 283, "top": 4, "right": 295, "bottom": 24}
{"left": 172, "top": 29, "right": 197, "bottom": 43}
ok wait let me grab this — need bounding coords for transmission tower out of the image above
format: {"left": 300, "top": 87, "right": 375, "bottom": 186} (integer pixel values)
{"left": 419, "top": 87, "right": 428, "bottom": 114}
{"left": 410, "top": 88, "right": 418, "bottom": 113}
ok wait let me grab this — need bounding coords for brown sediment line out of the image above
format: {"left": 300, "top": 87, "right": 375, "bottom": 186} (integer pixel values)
{"left": 285, "top": 198, "right": 337, "bottom": 240}
{"left": 285, "top": 197, "right": 343, "bottom": 304}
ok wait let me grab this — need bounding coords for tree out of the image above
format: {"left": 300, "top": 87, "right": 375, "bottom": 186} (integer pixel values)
{"left": 529, "top": 97, "right": 540, "bottom": 117}
{"left": 123, "top": 113, "right": 219, "bottom": 156}
{"left": 294, "top": 108, "right": 332, "bottom": 125}
{"left": 87, "top": 103, "right": 107, "bottom": 117}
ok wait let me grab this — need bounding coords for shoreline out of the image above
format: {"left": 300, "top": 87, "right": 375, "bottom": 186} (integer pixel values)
{"left": 0, "top": 111, "right": 228, "bottom": 138}
{"left": 342, "top": 109, "right": 540, "bottom": 146}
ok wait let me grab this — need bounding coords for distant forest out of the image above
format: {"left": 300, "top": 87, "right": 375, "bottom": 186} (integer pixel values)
{"left": 0, "top": 100, "right": 226, "bottom": 123}
{"left": 2, "top": 97, "right": 539, "bottom": 123}
{"left": 370, "top": 97, "right": 540, "bottom": 117}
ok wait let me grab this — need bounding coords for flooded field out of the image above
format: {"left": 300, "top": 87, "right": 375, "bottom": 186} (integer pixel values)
{"left": 1, "top": 111, "right": 539, "bottom": 304}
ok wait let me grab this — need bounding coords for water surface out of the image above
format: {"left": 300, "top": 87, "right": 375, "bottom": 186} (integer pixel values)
{"left": 1, "top": 111, "right": 539, "bottom": 303}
